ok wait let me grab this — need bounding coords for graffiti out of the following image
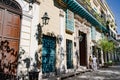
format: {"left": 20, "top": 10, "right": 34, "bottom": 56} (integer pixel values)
{"left": 0, "top": 40, "right": 17, "bottom": 75}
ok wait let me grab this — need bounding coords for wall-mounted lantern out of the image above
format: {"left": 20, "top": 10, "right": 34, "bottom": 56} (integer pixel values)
{"left": 79, "top": 34, "right": 83, "bottom": 42}
{"left": 37, "top": 12, "right": 50, "bottom": 44}
{"left": 75, "top": 34, "right": 83, "bottom": 42}
{"left": 38, "top": 12, "right": 50, "bottom": 27}
{"left": 41, "top": 12, "right": 50, "bottom": 25}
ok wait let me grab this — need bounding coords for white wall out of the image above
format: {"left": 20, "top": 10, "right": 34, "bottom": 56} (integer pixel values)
{"left": 29, "top": 3, "right": 40, "bottom": 70}
{"left": 16, "top": 0, "right": 40, "bottom": 79}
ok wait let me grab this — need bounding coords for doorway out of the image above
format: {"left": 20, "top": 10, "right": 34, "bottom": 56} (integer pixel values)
{"left": 79, "top": 31, "right": 87, "bottom": 66}
{"left": 66, "top": 39, "right": 73, "bottom": 69}
{"left": 42, "top": 35, "right": 56, "bottom": 73}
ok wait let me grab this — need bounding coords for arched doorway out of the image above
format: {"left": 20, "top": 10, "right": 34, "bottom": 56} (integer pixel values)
{"left": 0, "top": 0, "right": 22, "bottom": 78}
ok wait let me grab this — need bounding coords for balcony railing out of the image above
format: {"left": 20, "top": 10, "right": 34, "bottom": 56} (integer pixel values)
{"left": 76, "top": 0, "right": 106, "bottom": 26}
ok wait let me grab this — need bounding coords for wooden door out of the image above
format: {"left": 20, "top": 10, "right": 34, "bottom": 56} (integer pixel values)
{"left": 0, "top": 9, "right": 21, "bottom": 75}
{"left": 3, "top": 10, "right": 20, "bottom": 52}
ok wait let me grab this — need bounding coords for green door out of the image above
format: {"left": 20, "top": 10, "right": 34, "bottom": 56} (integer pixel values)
{"left": 42, "top": 35, "right": 56, "bottom": 73}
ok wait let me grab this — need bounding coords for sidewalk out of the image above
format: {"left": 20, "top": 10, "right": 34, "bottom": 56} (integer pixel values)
{"left": 42, "top": 67, "right": 92, "bottom": 80}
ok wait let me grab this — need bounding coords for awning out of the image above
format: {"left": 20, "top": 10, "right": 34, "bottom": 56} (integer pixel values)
{"left": 63, "top": 0, "right": 108, "bottom": 32}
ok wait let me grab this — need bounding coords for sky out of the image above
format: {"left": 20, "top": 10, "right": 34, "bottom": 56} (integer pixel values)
{"left": 106, "top": 0, "right": 120, "bottom": 34}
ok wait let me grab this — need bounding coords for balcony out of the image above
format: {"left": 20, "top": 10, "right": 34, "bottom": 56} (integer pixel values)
{"left": 108, "top": 36, "right": 118, "bottom": 45}
{"left": 110, "top": 32, "right": 116, "bottom": 40}
{"left": 62, "top": 0, "right": 108, "bottom": 32}
{"left": 76, "top": 0, "right": 106, "bottom": 26}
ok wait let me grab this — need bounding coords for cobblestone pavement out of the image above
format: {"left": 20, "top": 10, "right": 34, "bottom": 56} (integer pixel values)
{"left": 64, "top": 66, "right": 120, "bottom": 80}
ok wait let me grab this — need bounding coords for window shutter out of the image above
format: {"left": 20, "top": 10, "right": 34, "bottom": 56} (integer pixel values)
{"left": 66, "top": 9, "right": 74, "bottom": 33}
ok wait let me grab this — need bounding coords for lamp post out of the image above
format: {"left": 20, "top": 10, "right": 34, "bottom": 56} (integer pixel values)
{"left": 37, "top": 12, "right": 50, "bottom": 44}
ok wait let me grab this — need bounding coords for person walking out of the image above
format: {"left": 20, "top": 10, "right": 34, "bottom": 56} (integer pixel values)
{"left": 89, "top": 56, "right": 93, "bottom": 69}
{"left": 92, "top": 55, "right": 97, "bottom": 71}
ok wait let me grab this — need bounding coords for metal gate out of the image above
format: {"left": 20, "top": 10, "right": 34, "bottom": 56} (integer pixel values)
{"left": 42, "top": 35, "right": 56, "bottom": 73}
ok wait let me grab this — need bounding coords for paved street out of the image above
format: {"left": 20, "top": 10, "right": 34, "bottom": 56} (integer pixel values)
{"left": 63, "top": 65, "right": 120, "bottom": 80}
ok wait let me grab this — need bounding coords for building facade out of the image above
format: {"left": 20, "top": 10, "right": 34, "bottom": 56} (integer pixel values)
{"left": 116, "top": 35, "right": 120, "bottom": 61}
{"left": 104, "top": 0, "right": 118, "bottom": 62}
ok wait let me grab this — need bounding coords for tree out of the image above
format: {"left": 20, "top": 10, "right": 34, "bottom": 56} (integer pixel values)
{"left": 98, "top": 38, "right": 114, "bottom": 53}
{"left": 98, "top": 38, "right": 115, "bottom": 63}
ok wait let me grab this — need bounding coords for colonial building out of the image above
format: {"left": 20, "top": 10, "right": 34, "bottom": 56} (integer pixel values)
{"left": 103, "top": 0, "right": 119, "bottom": 62}
{"left": 116, "top": 35, "right": 120, "bottom": 61}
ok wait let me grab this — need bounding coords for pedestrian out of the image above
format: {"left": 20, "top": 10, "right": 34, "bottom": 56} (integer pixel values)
{"left": 92, "top": 55, "right": 97, "bottom": 71}
{"left": 89, "top": 56, "right": 93, "bottom": 69}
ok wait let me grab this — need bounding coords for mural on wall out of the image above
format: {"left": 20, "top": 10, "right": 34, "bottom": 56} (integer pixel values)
{"left": 0, "top": 40, "right": 17, "bottom": 75}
